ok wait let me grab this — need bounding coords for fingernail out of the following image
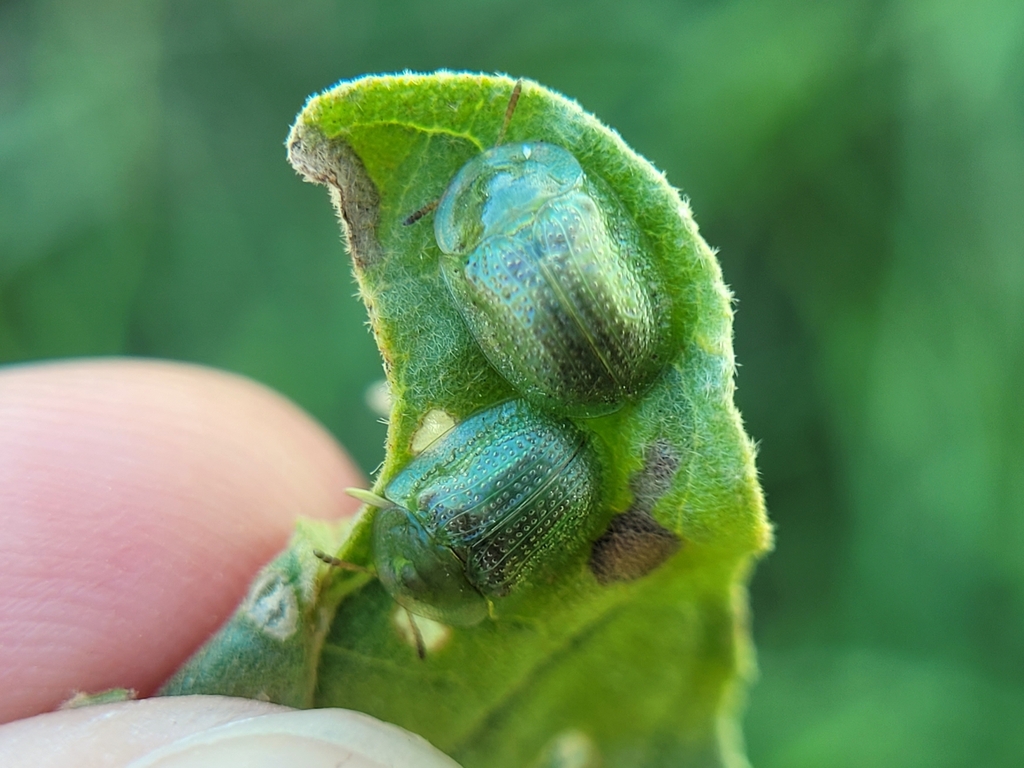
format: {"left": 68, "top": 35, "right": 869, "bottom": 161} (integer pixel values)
{"left": 126, "top": 708, "right": 461, "bottom": 768}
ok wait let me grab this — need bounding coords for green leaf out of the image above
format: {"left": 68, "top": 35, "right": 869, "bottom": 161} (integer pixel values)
{"left": 160, "top": 518, "right": 372, "bottom": 707}
{"left": 165, "top": 72, "right": 770, "bottom": 768}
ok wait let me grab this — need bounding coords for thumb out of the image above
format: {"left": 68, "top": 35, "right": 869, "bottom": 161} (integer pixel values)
{"left": 0, "top": 696, "right": 461, "bottom": 767}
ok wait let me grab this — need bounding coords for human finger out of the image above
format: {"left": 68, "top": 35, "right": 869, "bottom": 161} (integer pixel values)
{"left": 0, "top": 359, "right": 365, "bottom": 723}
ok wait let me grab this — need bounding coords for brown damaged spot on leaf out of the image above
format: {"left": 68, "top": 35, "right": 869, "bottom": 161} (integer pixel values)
{"left": 286, "top": 124, "right": 382, "bottom": 270}
{"left": 627, "top": 438, "right": 682, "bottom": 517}
{"left": 590, "top": 510, "right": 681, "bottom": 584}
{"left": 590, "top": 439, "right": 682, "bottom": 583}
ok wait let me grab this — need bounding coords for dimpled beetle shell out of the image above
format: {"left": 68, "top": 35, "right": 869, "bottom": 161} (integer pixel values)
{"left": 373, "top": 399, "right": 600, "bottom": 626}
{"left": 435, "top": 141, "right": 662, "bottom": 417}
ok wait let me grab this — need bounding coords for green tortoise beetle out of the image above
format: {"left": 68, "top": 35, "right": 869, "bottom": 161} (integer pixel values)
{"left": 410, "top": 81, "right": 669, "bottom": 417}
{"left": 334, "top": 399, "right": 601, "bottom": 628}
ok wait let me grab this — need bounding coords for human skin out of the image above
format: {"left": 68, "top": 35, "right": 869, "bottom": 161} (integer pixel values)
{"left": 0, "top": 359, "right": 454, "bottom": 765}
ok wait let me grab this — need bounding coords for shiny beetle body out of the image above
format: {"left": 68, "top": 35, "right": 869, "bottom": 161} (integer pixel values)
{"left": 435, "top": 141, "right": 663, "bottom": 417}
{"left": 373, "top": 399, "right": 600, "bottom": 626}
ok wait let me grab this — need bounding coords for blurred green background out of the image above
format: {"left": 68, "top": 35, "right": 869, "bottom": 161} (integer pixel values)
{"left": 2, "top": 0, "right": 1022, "bottom": 764}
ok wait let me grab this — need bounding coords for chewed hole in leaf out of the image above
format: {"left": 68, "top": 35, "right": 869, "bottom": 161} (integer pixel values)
{"left": 365, "top": 378, "right": 393, "bottom": 419}
{"left": 392, "top": 605, "right": 452, "bottom": 655}
{"left": 534, "top": 729, "right": 601, "bottom": 768}
{"left": 411, "top": 408, "right": 456, "bottom": 453}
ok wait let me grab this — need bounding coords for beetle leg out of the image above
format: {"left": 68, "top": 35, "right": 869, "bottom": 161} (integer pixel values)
{"left": 402, "top": 198, "right": 439, "bottom": 226}
{"left": 406, "top": 609, "right": 427, "bottom": 660}
{"left": 494, "top": 79, "right": 523, "bottom": 146}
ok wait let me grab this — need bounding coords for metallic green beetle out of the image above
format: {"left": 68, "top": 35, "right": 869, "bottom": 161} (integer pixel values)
{"left": 370, "top": 399, "right": 601, "bottom": 626}
{"left": 434, "top": 138, "right": 665, "bottom": 417}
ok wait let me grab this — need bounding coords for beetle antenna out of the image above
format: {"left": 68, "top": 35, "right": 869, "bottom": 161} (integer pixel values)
{"left": 403, "top": 80, "right": 522, "bottom": 227}
{"left": 344, "top": 487, "right": 393, "bottom": 508}
{"left": 494, "top": 79, "right": 523, "bottom": 146}
{"left": 406, "top": 609, "right": 427, "bottom": 660}
{"left": 313, "top": 549, "right": 372, "bottom": 573}
{"left": 402, "top": 198, "right": 439, "bottom": 226}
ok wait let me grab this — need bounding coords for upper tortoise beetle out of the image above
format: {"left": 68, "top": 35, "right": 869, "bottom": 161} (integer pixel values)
{"left": 409, "top": 80, "right": 668, "bottom": 417}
